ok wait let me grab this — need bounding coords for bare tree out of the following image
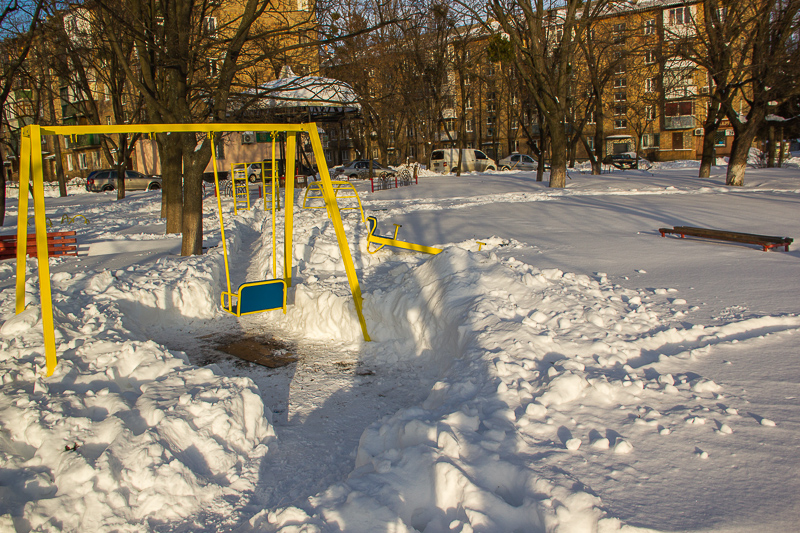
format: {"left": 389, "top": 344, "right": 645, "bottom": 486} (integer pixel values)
{"left": 486, "top": 0, "right": 610, "bottom": 188}
{"left": 676, "top": 0, "right": 800, "bottom": 186}
{"left": 0, "top": 0, "right": 45, "bottom": 226}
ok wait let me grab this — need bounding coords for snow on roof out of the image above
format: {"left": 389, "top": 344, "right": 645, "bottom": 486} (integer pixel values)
{"left": 254, "top": 67, "right": 360, "bottom": 110}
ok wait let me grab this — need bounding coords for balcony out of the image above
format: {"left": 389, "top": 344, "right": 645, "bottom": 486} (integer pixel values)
{"left": 665, "top": 85, "right": 698, "bottom": 100}
{"left": 435, "top": 131, "right": 458, "bottom": 142}
{"left": 66, "top": 134, "right": 102, "bottom": 149}
{"left": 665, "top": 116, "right": 695, "bottom": 130}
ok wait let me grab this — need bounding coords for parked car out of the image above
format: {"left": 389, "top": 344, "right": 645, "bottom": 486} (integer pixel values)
{"left": 602, "top": 153, "right": 638, "bottom": 169}
{"left": 498, "top": 153, "right": 538, "bottom": 171}
{"left": 86, "top": 170, "right": 162, "bottom": 192}
{"left": 332, "top": 160, "right": 395, "bottom": 180}
{"left": 245, "top": 159, "right": 315, "bottom": 183}
{"left": 430, "top": 149, "right": 497, "bottom": 173}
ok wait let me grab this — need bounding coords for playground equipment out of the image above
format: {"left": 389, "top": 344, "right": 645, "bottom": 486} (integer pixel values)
{"left": 213, "top": 132, "right": 287, "bottom": 316}
{"left": 303, "top": 180, "right": 365, "bottom": 222}
{"left": 366, "top": 216, "right": 442, "bottom": 255}
{"left": 16, "top": 122, "right": 370, "bottom": 377}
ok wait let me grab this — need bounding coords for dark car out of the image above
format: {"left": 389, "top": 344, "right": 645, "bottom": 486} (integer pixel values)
{"left": 603, "top": 153, "right": 638, "bottom": 169}
{"left": 86, "top": 170, "right": 162, "bottom": 192}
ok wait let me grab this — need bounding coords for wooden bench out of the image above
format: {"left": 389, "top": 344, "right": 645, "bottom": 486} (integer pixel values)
{"left": 658, "top": 226, "right": 792, "bottom": 252}
{"left": 0, "top": 231, "right": 78, "bottom": 260}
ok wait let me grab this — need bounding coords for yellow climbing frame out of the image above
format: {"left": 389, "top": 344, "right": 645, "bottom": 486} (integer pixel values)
{"left": 17, "top": 123, "right": 370, "bottom": 377}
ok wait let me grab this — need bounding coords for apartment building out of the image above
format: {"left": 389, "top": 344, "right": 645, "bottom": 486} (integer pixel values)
{"left": 325, "top": 0, "right": 749, "bottom": 168}
{"left": 1, "top": 0, "right": 321, "bottom": 182}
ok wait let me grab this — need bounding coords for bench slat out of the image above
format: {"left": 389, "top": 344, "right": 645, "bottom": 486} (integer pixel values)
{"left": 659, "top": 226, "right": 792, "bottom": 251}
{"left": 0, "top": 231, "right": 78, "bottom": 260}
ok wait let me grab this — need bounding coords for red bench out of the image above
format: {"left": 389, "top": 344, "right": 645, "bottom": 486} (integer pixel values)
{"left": 659, "top": 226, "right": 792, "bottom": 252}
{"left": 0, "top": 231, "right": 78, "bottom": 260}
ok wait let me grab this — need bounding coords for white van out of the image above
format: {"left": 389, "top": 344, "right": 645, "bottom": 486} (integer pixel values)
{"left": 430, "top": 149, "right": 497, "bottom": 173}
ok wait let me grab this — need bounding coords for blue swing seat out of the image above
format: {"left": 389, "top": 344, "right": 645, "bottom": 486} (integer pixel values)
{"left": 222, "top": 279, "right": 287, "bottom": 316}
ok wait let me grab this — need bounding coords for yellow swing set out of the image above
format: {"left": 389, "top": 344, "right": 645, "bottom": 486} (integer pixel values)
{"left": 16, "top": 122, "right": 370, "bottom": 377}
{"left": 212, "top": 131, "right": 287, "bottom": 316}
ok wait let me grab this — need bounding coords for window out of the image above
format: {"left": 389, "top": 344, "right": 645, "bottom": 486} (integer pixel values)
{"left": 646, "top": 105, "right": 656, "bottom": 121}
{"left": 644, "top": 19, "right": 656, "bottom": 35}
{"left": 206, "top": 58, "right": 219, "bottom": 77}
{"left": 645, "top": 50, "right": 656, "bottom": 64}
{"left": 587, "top": 136, "right": 594, "bottom": 150}
{"left": 340, "top": 150, "right": 350, "bottom": 162}
{"left": 296, "top": 0, "right": 309, "bottom": 10}
{"left": 407, "top": 125, "right": 415, "bottom": 137}
{"left": 408, "top": 145, "right": 416, "bottom": 158}
{"left": 92, "top": 151, "right": 100, "bottom": 167}
{"left": 66, "top": 154, "right": 73, "bottom": 171}
{"left": 487, "top": 92, "right": 496, "bottom": 101}
{"left": 486, "top": 116, "right": 495, "bottom": 126}
{"left": 614, "top": 92, "right": 627, "bottom": 102}
{"left": 642, "top": 133, "right": 660, "bottom": 148}
{"left": 614, "top": 77, "right": 627, "bottom": 88}
{"left": 668, "top": 7, "right": 691, "bottom": 26}
{"left": 106, "top": 116, "right": 112, "bottom": 125}
{"left": 614, "top": 119, "right": 627, "bottom": 129}
{"left": 487, "top": 102, "right": 496, "bottom": 113}
{"left": 614, "top": 63, "right": 626, "bottom": 75}
{"left": 614, "top": 23, "right": 626, "bottom": 33}
{"left": 715, "top": 130, "right": 727, "bottom": 146}
{"left": 79, "top": 153, "right": 88, "bottom": 169}
{"left": 465, "top": 96, "right": 472, "bottom": 110}
{"left": 203, "top": 16, "right": 217, "bottom": 37}
{"left": 511, "top": 118, "right": 519, "bottom": 130}
{"left": 466, "top": 119, "right": 473, "bottom": 132}
{"left": 487, "top": 127, "right": 495, "bottom": 137}
{"left": 665, "top": 101, "right": 693, "bottom": 116}
{"left": 645, "top": 77, "right": 657, "bottom": 92}
{"left": 587, "top": 111, "right": 595, "bottom": 124}
{"left": 614, "top": 105, "right": 627, "bottom": 116}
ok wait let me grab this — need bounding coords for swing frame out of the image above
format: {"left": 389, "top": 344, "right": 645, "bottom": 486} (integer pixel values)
{"left": 16, "top": 123, "right": 371, "bottom": 377}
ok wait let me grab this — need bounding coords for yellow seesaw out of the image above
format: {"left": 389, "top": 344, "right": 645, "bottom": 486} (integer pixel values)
{"left": 366, "top": 216, "right": 442, "bottom": 255}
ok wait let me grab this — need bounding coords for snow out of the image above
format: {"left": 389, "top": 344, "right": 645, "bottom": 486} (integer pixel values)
{"left": 1, "top": 163, "right": 800, "bottom": 532}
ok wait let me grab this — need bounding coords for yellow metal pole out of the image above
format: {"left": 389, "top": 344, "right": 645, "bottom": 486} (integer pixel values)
{"left": 305, "top": 124, "right": 370, "bottom": 341}
{"left": 284, "top": 133, "right": 296, "bottom": 286}
{"left": 28, "top": 125, "right": 58, "bottom": 376}
{"left": 15, "top": 128, "right": 32, "bottom": 314}
{"left": 271, "top": 134, "right": 277, "bottom": 279}
{"left": 211, "top": 133, "right": 234, "bottom": 307}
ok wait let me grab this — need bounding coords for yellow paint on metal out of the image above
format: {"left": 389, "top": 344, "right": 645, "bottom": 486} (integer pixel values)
{"left": 270, "top": 134, "right": 278, "bottom": 279}
{"left": 476, "top": 241, "right": 486, "bottom": 251}
{"left": 307, "top": 128, "right": 371, "bottom": 341}
{"left": 302, "top": 180, "right": 365, "bottom": 222}
{"left": 284, "top": 134, "right": 296, "bottom": 287}
{"left": 15, "top": 130, "right": 31, "bottom": 315}
{"left": 366, "top": 216, "right": 442, "bottom": 255}
{"left": 18, "top": 122, "right": 371, "bottom": 377}
{"left": 211, "top": 133, "right": 235, "bottom": 315}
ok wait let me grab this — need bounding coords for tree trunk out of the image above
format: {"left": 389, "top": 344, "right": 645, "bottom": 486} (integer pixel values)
{"left": 592, "top": 98, "right": 604, "bottom": 175}
{"left": 181, "top": 133, "right": 211, "bottom": 256}
{"left": 767, "top": 123, "right": 776, "bottom": 168}
{"left": 0, "top": 155, "right": 5, "bottom": 227}
{"left": 699, "top": 127, "right": 717, "bottom": 178}
{"left": 160, "top": 134, "right": 183, "bottom": 233}
{"left": 778, "top": 126, "right": 785, "bottom": 167}
{"left": 548, "top": 122, "right": 567, "bottom": 188}
{"left": 726, "top": 127, "right": 758, "bottom": 186}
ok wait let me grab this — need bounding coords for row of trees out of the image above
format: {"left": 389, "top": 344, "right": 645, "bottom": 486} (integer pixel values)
{"left": 0, "top": 0, "right": 393, "bottom": 254}
{"left": 2, "top": 0, "right": 799, "bottom": 255}
{"left": 327, "top": 0, "right": 800, "bottom": 188}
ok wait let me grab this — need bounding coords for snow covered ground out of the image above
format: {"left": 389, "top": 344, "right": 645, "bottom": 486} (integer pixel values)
{"left": 0, "top": 163, "right": 799, "bottom": 533}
